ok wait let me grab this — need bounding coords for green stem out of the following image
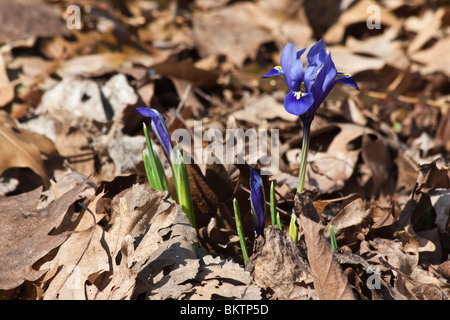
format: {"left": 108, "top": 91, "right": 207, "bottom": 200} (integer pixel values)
{"left": 297, "top": 122, "right": 311, "bottom": 193}
{"left": 291, "top": 122, "right": 311, "bottom": 245}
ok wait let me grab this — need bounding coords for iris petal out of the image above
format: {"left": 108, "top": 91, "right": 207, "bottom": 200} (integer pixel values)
{"left": 280, "top": 43, "right": 297, "bottom": 91}
{"left": 136, "top": 107, "right": 174, "bottom": 164}
{"left": 261, "top": 66, "right": 283, "bottom": 78}
{"left": 307, "top": 39, "right": 327, "bottom": 65}
{"left": 249, "top": 167, "right": 265, "bottom": 236}
{"left": 303, "top": 63, "right": 319, "bottom": 92}
{"left": 280, "top": 43, "right": 296, "bottom": 73}
{"left": 313, "top": 54, "right": 335, "bottom": 102}
{"left": 284, "top": 91, "right": 314, "bottom": 116}
{"left": 323, "top": 55, "right": 338, "bottom": 94}
{"left": 336, "top": 73, "right": 359, "bottom": 90}
{"left": 289, "top": 55, "right": 304, "bottom": 92}
{"left": 261, "top": 41, "right": 359, "bottom": 123}
{"left": 303, "top": 40, "right": 327, "bottom": 92}
{"left": 296, "top": 48, "right": 306, "bottom": 59}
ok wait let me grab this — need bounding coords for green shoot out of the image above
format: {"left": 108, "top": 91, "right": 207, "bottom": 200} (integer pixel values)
{"left": 233, "top": 198, "right": 248, "bottom": 266}
{"left": 138, "top": 109, "right": 195, "bottom": 232}
{"left": 171, "top": 146, "right": 196, "bottom": 229}
{"left": 270, "top": 181, "right": 276, "bottom": 226}
{"left": 143, "top": 123, "right": 171, "bottom": 193}
{"left": 276, "top": 212, "right": 282, "bottom": 231}
{"left": 329, "top": 223, "right": 338, "bottom": 252}
{"left": 271, "top": 181, "right": 282, "bottom": 231}
{"left": 143, "top": 149, "right": 156, "bottom": 189}
{"left": 289, "top": 213, "right": 298, "bottom": 244}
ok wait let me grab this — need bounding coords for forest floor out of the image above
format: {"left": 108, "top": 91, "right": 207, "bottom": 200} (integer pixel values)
{"left": 0, "top": 0, "right": 449, "bottom": 300}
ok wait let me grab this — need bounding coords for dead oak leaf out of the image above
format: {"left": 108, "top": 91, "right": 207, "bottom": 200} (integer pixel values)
{"left": 129, "top": 196, "right": 199, "bottom": 300}
{"left": 41, "top": 227, "right": 109, "bottom": 300}
{"left": 245, "top": 226, "right": 313, "bottom": 300}
{"left": 323, "top": 0, "right": 400, "bottom": 44}
{"left": 0, "top": 53, "right": 14, "bottom": 107}
{"left": 296, "top": 193, "right": 356, "bottom": 300}
{"left": 0, "top": 0, "right": 69, "bottom": 44}
{"left": 0, "top": 111, "right": 50, "bottom": 188}
{"left": 411, "top": 37, "right": 450, "bottom": 77}
{"left": 192, "top": 2, "right": 273, "bottom": 67}
{"left": 0, "top": 182, "right": 86, "bottom": 290}
{"left": 43, "top": 184, "right": 174, "bottom": 300}
{"left": 325, "top": 198, "right": 369, "bottom": 244}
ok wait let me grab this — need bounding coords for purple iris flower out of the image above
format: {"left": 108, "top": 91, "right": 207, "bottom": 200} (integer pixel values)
{"left": 136, "top": 107, "right": 174, "bottom": 164}
{"left": 262, "top": 40, "right": 359, "bottom": 124}
{"left": 249, "top": 167, "right": 266, "bottom": 236}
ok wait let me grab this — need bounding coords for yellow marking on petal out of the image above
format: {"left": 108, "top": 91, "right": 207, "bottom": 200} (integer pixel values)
{"left": 274, "top": 66, "right": 283, "bottom": 72}
{"left": 300, "top": 82, "right": 306, "bottom": 92}
{"left": 295, "top": 91, "right": 302, "bottom": 100}
{"left": 337, "top": 73, "right": 352, "bottom": 80}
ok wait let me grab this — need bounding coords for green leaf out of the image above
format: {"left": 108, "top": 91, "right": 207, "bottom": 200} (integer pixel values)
{"left": 171, "top": 146, "right": 196, "bottom": 229}
{"left": 276, "top": 212, "right": 282, "bottom": 231}
{"left": 155, "top": 153, "right": 171, "bottom": 194}
{"left": 329, "top": 223, "right": 338, "bottom": 252}
{"left": 143, "top": 122, "right": 171, "bottom": 194}
{"left": 233, "top": 198, "right": 248, "bottom": 266}
{"left": 143, "top": 149, "right": 157, "bottom": 189}
{"left": 270, "top": 181, "right": 276, "bottom": 226}
{"left": 143, "top": 123, "right": 162, "bottom": 190}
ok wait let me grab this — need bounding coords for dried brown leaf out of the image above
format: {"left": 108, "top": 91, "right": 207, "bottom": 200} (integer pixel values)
{"left": 0, "top": 111, "right": 50, "bottom": 187}
{"left": 232, "top": 95, "right": 298, "bottom": 125}
{"left": 327, "top": 45, "right": 386, "bottom": 75}
{"left": 41, "top": 226, "right": 109, "bottom": 300}
{"left": 437, "top": 261, "right": 450, "bottom": 280}
{"left": 296, "top": 193, "right": 356, "bottom": 300}
{"left": 328, "top": 198, "right": 367, "bottom": 235}
{"left": 42, "top": 184, "right": 176, "bottom": 300}
{"left": 361, "top": 133, "right": 392, "bottom": 196}
{"left": 291, "top": 124, "right": 367, "bottom": 193}
{"left": 323, "top": 0, "right": 400, "bottom": 44}
{"left": 193, "top": 3, "right": 271, "bottom": 66}
{"left": 245, "top": 226, "right": 313, "bottom": 300}
{"left": 325, "top": 198, "right": 369, "bottom": 246}
{"left": 411, "top": 283, "right": 448, "bottom": 300}
{"left": 0, "top": 0, "right": 69, "bottom": 44}
{"left": 360, "top": 237, "right": 418, "bottom": 276}
{"left": 416, "top": 158, "right": 450, "bottom": 194}
{"left": 407, "top": 8, "right": 445, "bottom": 54}
{"left": 411, "top": 37, "right": 450, "bottom": 77}
{"left": 129, "top": 196, "right": 198, "bottom": 300}
{"left": 185, "top": 252, "right": 261, "bottom": 300}
{"left": 152, "top": 56, "right": 219, "bottom": 88}
{"left": 0, "top": 54, "right": 14, "bottom": 107}
{"left": 345, "top": 28, "right": 409, "bottom": 71}
{"left": 0, "top": 182, "right": 86, "bottom": 290}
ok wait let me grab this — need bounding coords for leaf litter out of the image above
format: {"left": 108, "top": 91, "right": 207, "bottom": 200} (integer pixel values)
{"left": 0, "top": 0, "right": 449, "bottom": 301}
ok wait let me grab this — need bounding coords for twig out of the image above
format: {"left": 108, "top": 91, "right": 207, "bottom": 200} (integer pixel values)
{"left": 176, "top": 83, "right": 192, "bottom": 114}
{"left": 378, "top": 257, "right": 417, "bottom": 286}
